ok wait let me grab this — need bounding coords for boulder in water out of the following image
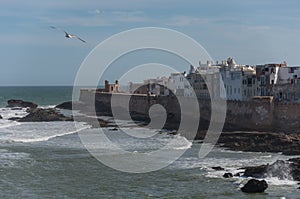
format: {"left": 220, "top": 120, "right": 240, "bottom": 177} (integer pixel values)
{"left": 0, "top": 115, "right": 2, "bottom": 119}
{"left": 7, "top": 99, "right": 38, "bottom": 109}
{"left": 288, "top": 158, "right": 300, "bottom": 181}
{"left": 8, "top": 117, "right": 21, "bottom": 121}
{"left": 55, "top": 101, "right": 73, "bottom": 110}
{"left": 223, "top": 172, "right": 233, "bottom": 178}
{"left": 241, "top": 179, "right": 268, "bottom": 193}
{"left": 212, "top": 166, "right": 225, "bottom": 171}
{"left": 18, "top": 108, "right": 73, "bottom": 122}
{"left": 55, "top": 101, "right": 85, "bottom": 110}
{"left": 244, "top": 160, "right": 292, "bottom": 180}
{"left": 243, "top": 164, "right": 268, "bottom": 178}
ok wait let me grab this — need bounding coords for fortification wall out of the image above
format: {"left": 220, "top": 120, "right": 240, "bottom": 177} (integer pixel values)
{"left": 79, "top": 90, "right": 300, "bottom": 134}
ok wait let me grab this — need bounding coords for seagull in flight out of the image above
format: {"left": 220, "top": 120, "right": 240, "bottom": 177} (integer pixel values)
{"left": 50, "top": 26, "right": 86, "bottom": 43}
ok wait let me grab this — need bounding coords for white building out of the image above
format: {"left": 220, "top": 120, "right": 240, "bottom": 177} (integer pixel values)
{"left": 220, "top": 67, "right": 243, "bottom": 101}
{"left": 143, "top": 76, "right": 170, "bottom": 96}
{"left": 277, "top": 66, "right": 300, "bottom": 84}
{"left": 168, "top": 72, "right": 195, "bottom": 97}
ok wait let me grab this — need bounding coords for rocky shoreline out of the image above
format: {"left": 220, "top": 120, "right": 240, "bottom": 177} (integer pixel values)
{"left": 6, "top": 99, "right": 300, "bottom": 156}
{"left": 217, "top": 132, "right": 300, "bottom": 155}
{"left": 3, "top": 99, "right": 300, "bottom": 192}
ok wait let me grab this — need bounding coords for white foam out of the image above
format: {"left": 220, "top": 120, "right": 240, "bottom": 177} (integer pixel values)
{"left": 0, "top": 121, "right": 90, "bottom": 143}
{"left": 164, "top": 135, "right": 192, "bottom": 150}
{"left": 12, "top": 125, "right": 89, "bottom": 143}
{"left": 39, "top": 105, "right": 56, "bottom": 109}
{"left": 0, "top": 120, "right": 20, "bottom": 129}
{"left": 0, "top": 107, "right": 28, "bottom": 120}
{"left": 0, "top": 149, "right": 33, "bottom": 168}
{"left": 265, "top": 177, "right": 298, "bottom": 186}
{"left": 0, "top": 108, "right": 27, "bottom": 129}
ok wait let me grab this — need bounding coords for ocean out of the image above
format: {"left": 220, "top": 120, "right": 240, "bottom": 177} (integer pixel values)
{"left": 0, "top": 86, "right": 299, "bottom": 198}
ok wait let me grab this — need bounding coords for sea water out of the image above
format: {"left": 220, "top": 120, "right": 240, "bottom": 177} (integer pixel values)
{"left": 0, "top": 87, "right": 299, "bottom": 198}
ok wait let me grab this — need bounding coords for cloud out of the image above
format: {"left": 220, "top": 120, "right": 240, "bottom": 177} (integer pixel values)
{"left": 38, "top": 9, "right": 152, "bottom": 28}
{"left": 166, "top": 15, "right": 211, "bottom": 27}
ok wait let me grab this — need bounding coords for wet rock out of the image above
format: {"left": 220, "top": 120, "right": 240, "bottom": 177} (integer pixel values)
{"left": 18, "top": 108, "right": 73, "bottom": 122}
{"left": 288, "top": 158, "right": 300, "bottom": 181}
{"left": 244, "top": 160, "right": 293, "bottom": 180}
{"left": 212, "top": 166, "right": 225, "bottom": 171}
{"left": 8, "top": 117, "right": 21, "bottom": 121}
{"left": 55, "top": 101, "right": 73, "bottom": 110}
{"left": 223, "top": 172, "right": 233, "bottom": 178}
{"left": 109, "top": 127, "right": 118, "bottom": 131}
{"left": 0, "top": 115, "right": 2, "bottom": 119}
{"left": 217, "top": 132, "right": 300, "bottom": 155}
{"left": 55, "top": 101, "right": 86, "bottom": 110}
{"left": 7, "top": 99, "right": 38, "bottom": 109}
{"left": 243, "top": 164, "right": 268, "bottom": 178}
{"left": 11, "top": 107, "right": 23, "bottom": 110}
{"left": 241, "top": 179, "right": 268, "bottom": 193}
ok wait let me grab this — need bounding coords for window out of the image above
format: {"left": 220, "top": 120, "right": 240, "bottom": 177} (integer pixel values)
{"left": 289, "top": 67, "right": 295, "bottom": 73}
{"left": 247, "top": 78, "right": 252, "bottom": 85}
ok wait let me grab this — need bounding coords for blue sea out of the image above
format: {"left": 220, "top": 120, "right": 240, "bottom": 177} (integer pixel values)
{"left": 0, "top": 86, "right": 299, "bottom": 198}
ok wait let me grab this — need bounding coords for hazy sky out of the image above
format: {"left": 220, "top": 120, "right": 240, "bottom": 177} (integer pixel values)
{"left": 1, "top": 0, "right": 300, "bottom": 85}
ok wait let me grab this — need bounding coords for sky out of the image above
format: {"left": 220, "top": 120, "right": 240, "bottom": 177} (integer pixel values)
{"left": 1, "top": 0, "right": 300, "bottom": 86}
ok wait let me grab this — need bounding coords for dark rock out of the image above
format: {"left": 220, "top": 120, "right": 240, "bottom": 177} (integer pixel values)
{"left": 55, "top": 101, "right": 73, "bottom": 110}
{"left": 8, "top": 117, "right": 21, "bottom": 121}
{"left": 7, "top": 99, "right": 38, "bottom": 109}
{"left": 217, "top": 132, "right": 300, "bottom": 155}
{"left": 223, "top": 172, "right": 233, "bottom": 178}
{"left": 73, "top": 116, "right": 117, "bottom": 128}
{"left": 288, "top": 158, "right": 300, "bottom": 181}
{"left": 241, "top": 179, "right": 268, "bottom": 193}
{"left": 234, "top": 172, "right": 242, "bottom": 177}
{"left": 18, "top": 108, "right": 73, "bottom": 122}
{"left": 244, "top": 160, "right": 292, "bottom": 180}
{"left": 11, "top": 107, "right": 23, "bottom": 110}
{"left": 109, "top": 127, "right": 118, "bottom": 131}
{"left": 0, "top": 115, "right": 2, "bottom": 119}
{"left": 212, "top": 166, "right": 225, "bottom": 171}
{"left": 243, "top": 165, "right": 268, "bottom": 178}
{"left": 167, "top": 131, "right": 178, "bottom": 136}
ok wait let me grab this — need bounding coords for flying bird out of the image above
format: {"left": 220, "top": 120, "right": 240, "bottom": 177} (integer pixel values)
{"left": 50, "top": 26, "right": 86, "bottom": 43}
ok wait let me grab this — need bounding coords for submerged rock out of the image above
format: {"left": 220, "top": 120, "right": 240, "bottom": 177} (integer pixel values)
{"left": 7, "top": 99, "right": 38, "bottom": 109}
{"left": 18, "top": 108, "right": 73, "bottom": 122}
{"left": 241, "top": 179, "right": 268, "bottom": 193}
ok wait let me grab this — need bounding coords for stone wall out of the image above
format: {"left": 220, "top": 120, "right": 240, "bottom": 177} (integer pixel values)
{"left": 79, "top": 90, "right": 300, "bottom": 134}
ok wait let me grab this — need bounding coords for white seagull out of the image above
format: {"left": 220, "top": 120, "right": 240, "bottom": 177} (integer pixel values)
{"left": 50, "top": 26, "right": 86, "bottom": 43}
